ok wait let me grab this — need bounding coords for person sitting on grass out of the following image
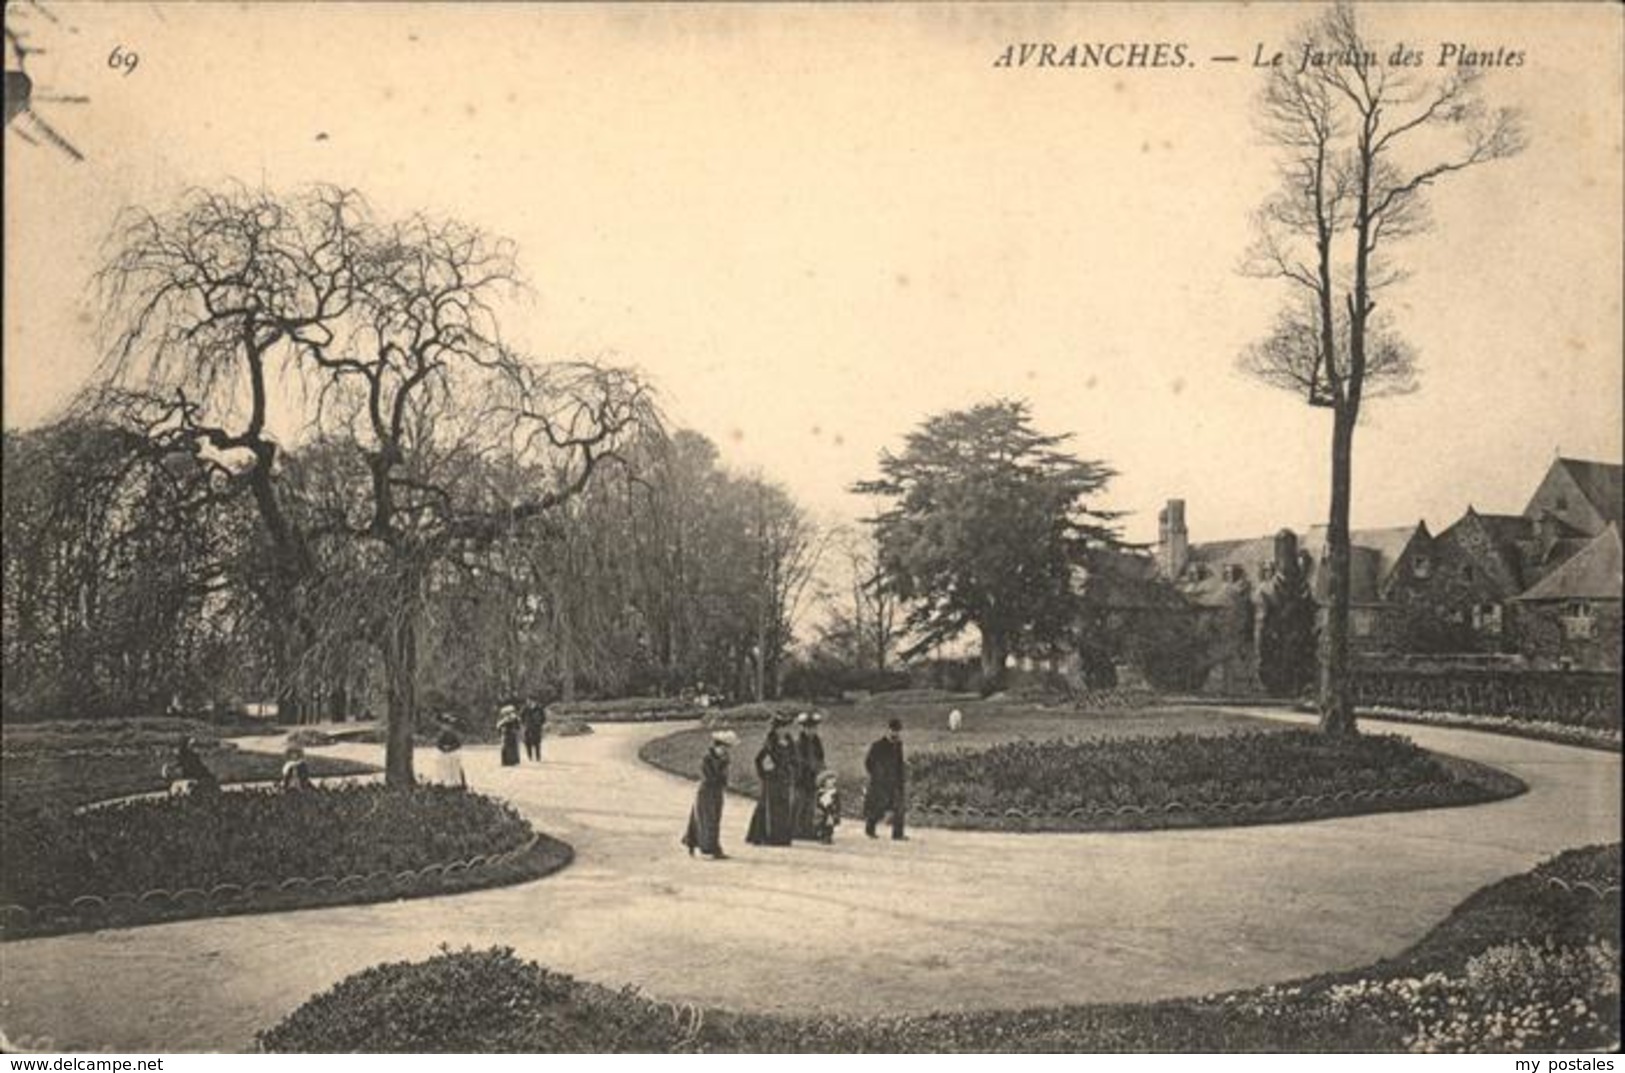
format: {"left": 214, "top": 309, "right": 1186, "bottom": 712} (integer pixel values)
{"left": 173, "top": 735, "right": 219, "bottom": 795}
{"left": 281, "top": 746, "right": 314, "bottom": 790}
{"left": 433, "top": 721, "right": 468, "bottom": 789}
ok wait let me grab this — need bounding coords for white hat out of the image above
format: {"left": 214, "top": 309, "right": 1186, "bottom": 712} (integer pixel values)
{"left": 711, "top": 730, "right": 740, "bottom": 746}
{"left": 795, "top": 712, "right": 810, "bottom": 725}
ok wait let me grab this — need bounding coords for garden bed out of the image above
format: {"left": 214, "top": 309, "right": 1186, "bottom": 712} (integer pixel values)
{"left": 1357, "top": 706, "right": 1621, "bottom": 754}
{"left": 259, "top": 844, "right": 1620, "bottom": 1053}
{"left": 642, "top": 708, "right": 1522, "bottom": 832}
{"left": 0, "top": 784, "right": 571, "bottom": 940}
{"left": 545, "top": 696, "right": 703, "bottom": 722}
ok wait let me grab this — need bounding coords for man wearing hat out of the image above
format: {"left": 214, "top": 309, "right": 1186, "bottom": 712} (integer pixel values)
{"left": 684, "top": 730, "right": 738, "bottom": 859}
{"left": 792, "top": 711, "right": 827, "bottom": 839}
{"left": 863, "top": 718, "right": 908, "bottom": 840}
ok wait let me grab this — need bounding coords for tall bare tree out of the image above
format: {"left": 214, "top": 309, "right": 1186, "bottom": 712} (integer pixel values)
{"left": 1239, "top": 3, "right": 1524, "bottom": 734}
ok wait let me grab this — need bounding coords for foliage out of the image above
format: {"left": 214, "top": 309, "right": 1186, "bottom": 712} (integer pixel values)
{"left": 778, "top": 655, "right": 910, "bottom": 700}
{"left": 0, "top": 717, "right": 226, "bottom": 756}
{"left": 262, "top": 844, "right": 1620, "bottom": 1053}
{"left": 0, "top": 784, "right": 530, "bottom": 908}
{"left": 905, "top": 730, "right": 1489, "bottom": 815}
{"left": 1, "top": 422, "right": 264, "bottom": 722}
{"left": 545, "top": 696, "right": 702, "bottom": 720}
{"left": 853, "top": 400, "right": 1125, "bottom": 688}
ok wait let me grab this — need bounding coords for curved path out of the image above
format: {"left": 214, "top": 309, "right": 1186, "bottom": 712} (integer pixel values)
{"left": 0, "top": 711, "right": 1617, "bottom": 1052}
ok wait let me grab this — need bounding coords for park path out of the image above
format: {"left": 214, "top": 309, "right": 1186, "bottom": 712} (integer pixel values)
{"left": 0, "top": 711, "right": 1618, "bottom": 1052}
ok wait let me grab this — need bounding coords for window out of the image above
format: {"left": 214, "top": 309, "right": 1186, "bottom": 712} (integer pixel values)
{"left": 1462, "top": 564, "right": 1475, "bottom": 582}
{"left": 1352, "top": 609, "right": 1376, "bottom": 637}
{"left": 1412, "top": 556, "right": 1432, "bottom": 579}
{"left": 1472, "top": 602, "right": 1503, "bottom": 635}
{"left": 1562, "top": 601, "right": 1597, "bottom": 640}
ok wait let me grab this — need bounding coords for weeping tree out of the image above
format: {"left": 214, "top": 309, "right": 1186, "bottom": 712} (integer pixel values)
{"left": 1239, "top": 3, "right": 1524, "bottom": 734}
{"left": 96, "top": 183, "right": 659, "bottom": 783}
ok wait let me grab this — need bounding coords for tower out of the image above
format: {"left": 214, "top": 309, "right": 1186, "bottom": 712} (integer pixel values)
{"left": 1158, "top": 499, "right": 1188, "bottom": 579}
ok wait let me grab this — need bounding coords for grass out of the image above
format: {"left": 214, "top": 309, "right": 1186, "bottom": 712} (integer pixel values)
{"left": 259, "top": 843, "right": 1621, "bottom": 1053}
{"left": 640, "top": 703, "right": 1519, "bottom": 832}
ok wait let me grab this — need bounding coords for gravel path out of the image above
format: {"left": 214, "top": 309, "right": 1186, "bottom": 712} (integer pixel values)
{"left": 0, "top": 710, "right": 1617, "bottom": 1052}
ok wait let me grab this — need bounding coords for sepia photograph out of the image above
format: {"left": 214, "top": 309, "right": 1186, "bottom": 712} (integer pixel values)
{"left": 2, "top": 0, "right": 1620, "bottom": 1056}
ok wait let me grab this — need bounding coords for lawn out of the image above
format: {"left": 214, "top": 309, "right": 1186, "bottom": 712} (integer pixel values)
{"left": 259, "top": 843, "right": 1621, "bottom": 1053}
{"left": 639, "top": 701, "right": 1519, "bottom": 831}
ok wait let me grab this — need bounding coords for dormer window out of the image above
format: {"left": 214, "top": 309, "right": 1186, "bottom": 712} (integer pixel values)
{"left": 1563, "top": 601, "right": 1597, "bottom": 639}
{"left": 1412, "top": 556, "right": 1432, "bottom": 579}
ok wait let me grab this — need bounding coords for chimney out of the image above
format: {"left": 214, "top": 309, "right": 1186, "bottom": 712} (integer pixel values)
{"left": 1158, "top": 499, "right": 1188, "bottom": 579}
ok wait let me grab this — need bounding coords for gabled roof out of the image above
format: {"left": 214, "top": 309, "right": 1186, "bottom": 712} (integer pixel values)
{"left": 1514, "top": 525, "right": 1622, "bottom": 602}
{"left": 1555, "top": 458, "right": 1624, "bottom": 525}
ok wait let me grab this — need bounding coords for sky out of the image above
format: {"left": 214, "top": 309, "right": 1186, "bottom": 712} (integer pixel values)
{"left": 5, "top": 2, "right": 1622, "bottom": 546}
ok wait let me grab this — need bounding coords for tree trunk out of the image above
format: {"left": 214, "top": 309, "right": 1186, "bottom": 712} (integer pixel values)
{"left": 979, "top": 624, "right": 1008, "bottom": 693}
{"left": 1318, "top": 408, "right": 1357, "bottom": 736}
{"left": 382, "top": 614, "right": 418, "bottom": 786}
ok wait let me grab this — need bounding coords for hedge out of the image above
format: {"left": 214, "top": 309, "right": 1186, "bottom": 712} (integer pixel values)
{"left": 1351, "top": 669, "right": 1620, "bottom": 729}
{"left": 545, "top": 697, "right": 702, "bottom": 722}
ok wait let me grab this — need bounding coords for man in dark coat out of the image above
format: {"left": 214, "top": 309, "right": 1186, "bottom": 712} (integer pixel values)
{"left": 521, "top": 697, "right": 548, "bottom": 762}
{"left": 863, "top": 718, "right": 907, "bottom": 840}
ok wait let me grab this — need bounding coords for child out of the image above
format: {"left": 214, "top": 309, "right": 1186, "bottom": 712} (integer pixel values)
{"left": 812, "top": 769, "right": 842, "bottom": 844}
{"left": 281, "top": 746, "right": 314, "bottom": 790}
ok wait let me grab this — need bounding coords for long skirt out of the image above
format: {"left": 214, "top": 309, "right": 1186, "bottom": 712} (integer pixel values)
{"left": 745, "top": 777, "right": 794, "bottom": 846}
{"left": 791, "top": 775, "right": 820, "bottom": 839}
{"left": 433, "top": 749, "right": 465, "bottom": 788}
{"left": 500, "top": 727, "right": 521, "bottom": 766}
{"left": 683, "top": 783, "right": 725, "bottom": 855}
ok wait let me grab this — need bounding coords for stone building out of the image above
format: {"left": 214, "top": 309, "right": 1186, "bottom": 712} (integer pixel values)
{"left": 1152, "top": 456, "right": 1623, "bottom": 688}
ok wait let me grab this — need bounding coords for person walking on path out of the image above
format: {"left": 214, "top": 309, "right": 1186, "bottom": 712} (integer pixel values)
{"left": 683, "top": 730, "right": 738, "bottom": 859}
{"left": 497, "top": 704, "right": 523, "bottom": 767}
{"left": 521, "top": 697, "right": 548, "bottom": 762}
{"left": 792, "top": 711, "right": 827, "bottom": 839}
{"left": 864, "top": 718, "right": 908, "bottom": 841}
{"left": 745, "top": 714, "right": 799, "bottom": 846}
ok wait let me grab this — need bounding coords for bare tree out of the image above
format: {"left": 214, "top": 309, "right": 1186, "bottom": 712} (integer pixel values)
{"left": 1239, "top": 3, "right": 1524, "bottom": 734}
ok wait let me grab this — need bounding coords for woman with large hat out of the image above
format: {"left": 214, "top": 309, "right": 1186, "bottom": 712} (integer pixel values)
{"left": 745, "top": 713, "right": 798, "bottom": 847}
{"left": 683, "top": 730, "right": 738, "bottom": 859}
{"left": 496, "top": 703, "right": 523, "bottom": 767}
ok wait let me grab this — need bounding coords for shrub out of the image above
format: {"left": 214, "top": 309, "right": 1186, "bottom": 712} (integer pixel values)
{"left": 701, "top": 700, "right": 817, "bottom": 727}
{"left": 260, "top": 946, "right": 687, "bottom": 1053}
{"left": 546, "top": 718, "right": 593, "bottom": 738}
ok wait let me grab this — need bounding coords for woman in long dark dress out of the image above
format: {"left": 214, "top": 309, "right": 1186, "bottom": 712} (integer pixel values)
{"left": 745, "top": 715, "right": 798, "bottom": 846}
{"left": 792, "top": 711, "right": 826, "bottom": 839}
{"left": 683, "top": 730, "right": 737, "bottom": 858}
{"left": 497, "top": 705, "right": 522, "bottom": 767}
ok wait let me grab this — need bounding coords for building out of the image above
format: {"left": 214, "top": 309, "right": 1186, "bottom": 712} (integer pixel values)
{"left": 1154, "top": 456, "right": 1623, "bottom": 688}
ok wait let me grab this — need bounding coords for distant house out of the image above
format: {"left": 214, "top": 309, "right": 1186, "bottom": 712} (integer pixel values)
{"left": 1151, "top": 456, "right": 1622, "bottom": 690}
{"left": 1511, "top": 524, "right": 1622, "bottom": 671}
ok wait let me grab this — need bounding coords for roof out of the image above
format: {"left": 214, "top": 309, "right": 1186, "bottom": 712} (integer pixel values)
{"left": 1514, "top": 525, "right": 1622, "bottom": 602}
{"left": 1556, "top": 458, "right": 1624, "bottom": 525}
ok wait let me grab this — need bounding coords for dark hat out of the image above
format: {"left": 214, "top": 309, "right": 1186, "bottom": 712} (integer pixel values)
{"left": 770, "top": 713, "right": 795, "bottom": 728}
{"left": 887, "top": 718, "right": 903, "bottom": 732}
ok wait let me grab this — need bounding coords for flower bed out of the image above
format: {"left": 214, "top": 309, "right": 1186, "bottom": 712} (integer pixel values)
{"left": 903, "top": 730, "right": 1522, "bottom": 830}
{"left": 0, "top": 717, "right": 226, "bottom": 756}
{"left": 1361, "top": 706, "right": 1621, "bottom": 753}
{"left": 0, "top": 784, "right": 570, "bottom": 939}
{"left": 260, "top": 844, "right": 1621, "bottom": 1053}
{"left": 700, "top": 700, "right": 818, "bottom": 727}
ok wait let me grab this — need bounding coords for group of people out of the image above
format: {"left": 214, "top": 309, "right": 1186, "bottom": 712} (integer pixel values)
{"left": 496, "top": 698, "right": 549, "bottom": 766}
{"left": 682, "top": 713, "right": 908, "bottom": 859}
